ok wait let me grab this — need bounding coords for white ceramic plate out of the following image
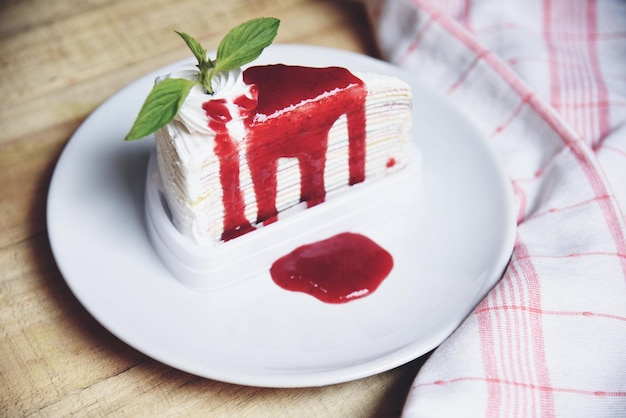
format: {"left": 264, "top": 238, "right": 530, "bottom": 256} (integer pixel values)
{"left": 47, "top": 45, "right": 516, "bottom": 388}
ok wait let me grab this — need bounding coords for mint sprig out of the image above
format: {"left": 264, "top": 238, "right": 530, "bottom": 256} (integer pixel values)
{"left": 125, "top": 78, "right": 195, "bottom": 141}
{"left": 125, "top": 17, "right": 280, "bottom": 141}
{"left": 211, "top": 17, "right": 281, "bottom": 89}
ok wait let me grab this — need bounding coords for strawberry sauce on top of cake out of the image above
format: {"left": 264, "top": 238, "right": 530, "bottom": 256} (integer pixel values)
{"left": 204, "top": 65, "right": 368, "bottom": 241}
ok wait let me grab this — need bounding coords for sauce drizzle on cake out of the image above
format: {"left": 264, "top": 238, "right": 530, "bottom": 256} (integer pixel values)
{"left": 205, "top": 65, "right": 368, "bottom": 241}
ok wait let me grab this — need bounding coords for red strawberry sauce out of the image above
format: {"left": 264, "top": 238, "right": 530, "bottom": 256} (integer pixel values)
{"left": 270, "top": 232, "right": 393, "bottom": 303}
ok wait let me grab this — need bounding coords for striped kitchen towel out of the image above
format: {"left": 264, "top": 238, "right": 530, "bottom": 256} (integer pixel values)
{"left": 364, "top": 0, "right": 626, "bottom": 416}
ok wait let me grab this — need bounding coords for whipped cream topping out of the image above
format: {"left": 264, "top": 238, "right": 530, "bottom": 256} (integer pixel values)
{"left": 157, "top": 64, "right": 255, "bottom": 135}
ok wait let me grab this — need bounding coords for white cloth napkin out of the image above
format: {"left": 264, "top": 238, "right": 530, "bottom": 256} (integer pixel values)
{"left": 363, "top": 0, "right": 626, "bottom": 416}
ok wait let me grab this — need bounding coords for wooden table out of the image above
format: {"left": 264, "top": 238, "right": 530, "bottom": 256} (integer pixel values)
{"left": 1, "top": 1, "right": 428, "bottom": 415}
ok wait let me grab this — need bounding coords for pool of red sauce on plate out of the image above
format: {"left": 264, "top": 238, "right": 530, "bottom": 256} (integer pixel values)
{"left": 270, "top": 232, "right": 393, "bottom": 304}
{"left": 203, "top": 64, "right": 393, "bottom": 302}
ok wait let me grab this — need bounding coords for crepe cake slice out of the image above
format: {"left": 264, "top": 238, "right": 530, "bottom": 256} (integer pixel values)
{"left": 154, "top": 63, "right": 413, "bottom": 245}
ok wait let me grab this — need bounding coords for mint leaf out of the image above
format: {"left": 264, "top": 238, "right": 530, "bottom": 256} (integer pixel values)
{"left": 214, "top": 17, "right": 280, "bottom": 73}
{"left": 125, "top": 78, "right": 194, "bottom": 141}
{"left": 125, "top": 18, "right": 280, "bottom": 140}
{"left": 176, "top": 31, "right": 215, "bottom": 93}
{"left": 175, "top": 31, "right": 208, "bottom": 68}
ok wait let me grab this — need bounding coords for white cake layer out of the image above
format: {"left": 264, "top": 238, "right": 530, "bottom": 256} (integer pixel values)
{"left": 155, "top": 70, "right": 412, "bottom": 245}
{"left": 145, "top": 144, "right": 422, "bottom": 290}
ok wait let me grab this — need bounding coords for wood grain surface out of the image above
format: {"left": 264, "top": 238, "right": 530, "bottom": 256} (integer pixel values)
{"left": 0, "top": 1, "right": 428, "bottom": 416}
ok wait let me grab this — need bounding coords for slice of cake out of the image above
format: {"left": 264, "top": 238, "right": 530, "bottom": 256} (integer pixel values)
{"left": 129, "top": 18, "right": 421, "bottom": 291}
{"left": 154, "top": 63, "right": 412, "bottom": 245}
